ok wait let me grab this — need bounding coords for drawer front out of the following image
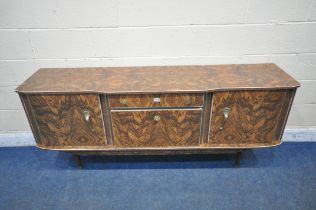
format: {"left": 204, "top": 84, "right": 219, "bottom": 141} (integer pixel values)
{"left": 27, "top": 94, "right": 106, "bottom": 147}
{"left": 109, "top": 93, "right": 204, "bottom": 108}
{"left": 111, "top": 109, "right": 202, "bottom": 147}
{"left": 209, "top": 90, "right": 287, "bottom": 145}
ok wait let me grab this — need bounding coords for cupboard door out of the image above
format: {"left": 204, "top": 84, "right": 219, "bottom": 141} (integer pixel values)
{"left": 27, "top": 94, "right": 106, "bottom": 147}
{"left": 209, "top": 90, "right": 287, "bottom": 145}
{"left": 111, "top": 109, "right": 202, "bottom": 147}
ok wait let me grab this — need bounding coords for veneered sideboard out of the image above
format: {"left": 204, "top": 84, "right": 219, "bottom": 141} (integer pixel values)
{"left": 16, "top": 64, "right": 300, "bottom": 167}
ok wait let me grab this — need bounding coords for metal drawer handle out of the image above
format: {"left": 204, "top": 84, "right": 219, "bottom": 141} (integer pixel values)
{"left": 153, "top": 97, "right": 160, "bottom": 103}
{"left": 83, "top": 110, "right": 95, "bottom": 132}
{"left": 219, "top": 107, "right": 231, "bottom": 130}
{"left": 185, "top": 99, "right": 192, "bottom": 106}
{"left": 154, "top": 115, "right": 160, "bottom": 122}
{"left": 119, "top": 98, "right": 128, "bottom": 105}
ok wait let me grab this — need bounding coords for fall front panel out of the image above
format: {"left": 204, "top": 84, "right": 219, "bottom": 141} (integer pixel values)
{"left": 111, "top": 109, "right": 202, "bottom": 147}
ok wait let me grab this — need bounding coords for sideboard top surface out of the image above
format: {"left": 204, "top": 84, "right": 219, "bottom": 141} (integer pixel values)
{"left": 16, "top": 63, "right": 300, "bottom": 94}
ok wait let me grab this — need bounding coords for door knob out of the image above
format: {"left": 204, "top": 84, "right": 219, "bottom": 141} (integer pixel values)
{"left": 154, "top": 115, "right": 160, "bottom": 122}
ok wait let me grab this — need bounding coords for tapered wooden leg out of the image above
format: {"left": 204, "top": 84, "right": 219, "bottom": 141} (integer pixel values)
{"left": 234, "top": 150, "right": 242, "bottom": 167}
{"left": 74, "top": 155, "right": 83, "bottom": 169}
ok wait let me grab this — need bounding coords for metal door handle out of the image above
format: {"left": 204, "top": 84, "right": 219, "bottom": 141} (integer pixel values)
{"left": 219, "top": 107, "right": 231, "bottom": 130}
{"left": 83, "top": 110, "right": 95, "bottom": 132}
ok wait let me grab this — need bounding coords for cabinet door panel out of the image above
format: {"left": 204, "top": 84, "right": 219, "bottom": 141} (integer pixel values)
{"left": 28, "top": 94, "right": 106, "bottom": 147}
{"left": 209, "top": 90, "right": 287, "bottom": 145}
{"left": 111, "top": 109, "right": 202, "bottom": 147}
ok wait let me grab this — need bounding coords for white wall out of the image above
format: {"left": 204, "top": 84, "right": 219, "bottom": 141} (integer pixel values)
{"left": 1, "top": 0, "right": 316, "bottom": 134}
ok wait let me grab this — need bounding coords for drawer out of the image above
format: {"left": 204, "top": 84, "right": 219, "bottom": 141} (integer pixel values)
{"left": 109, "top": 93, "right": 204, "bottom": 108}
{"left": 111, "top": 109, "right": 202, "bottom": 147}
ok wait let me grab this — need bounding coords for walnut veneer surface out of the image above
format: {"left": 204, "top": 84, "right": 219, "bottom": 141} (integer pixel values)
{"left": 109, "top": 93, "right": 204, "bottom": 108}
{"left": 25, "top": 94, "right": 106, "bottom": 147}
{"left": 210, "top": 90, "right": 286, "bottom": 145}
{"left": 112, "top": 109, "right": 202, "bottom": 147}
{"left": 16, "top": 64, "right": 299, "bottom": 93}
{"left": 16, "top": 64, "right": 299, "bottom": 153}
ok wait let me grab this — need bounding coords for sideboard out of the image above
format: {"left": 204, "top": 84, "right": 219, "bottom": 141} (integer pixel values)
{"left": 16, "top": 64, "right": 300, "bottom": 167}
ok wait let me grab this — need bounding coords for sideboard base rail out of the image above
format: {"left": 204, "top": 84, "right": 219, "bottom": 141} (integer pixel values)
{"left": 70, "top": 150, "right": 245, "bottom": 169}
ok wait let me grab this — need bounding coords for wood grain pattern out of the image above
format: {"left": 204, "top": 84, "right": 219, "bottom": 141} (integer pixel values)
{"left": 275, "top": 89, "right": 296, "bottom": 140}
{"left": 209, "top": 90, "right": 287, "bottom": 145}
{"left": 109, "top": 93, "right": 204, "bottom": 108}
{"left": 27, "top": 94, "right": 106, "bottom": 147}
{"left": 201, "top": 93, "right": 212, "bottom": 143}
{"left": 38, "top": 141, "right": 280, "bottom": 152}
{"left": 100, "top": 95, "right": 114, "bottom": 144}
{"left": 16, "top": 64, "right": 300, "bottom": 94}
{"left": 111, "top": 109, "right": 202, "bottom": 147}
{"left": 69, "top": 149, "right": 242, "bottom": 156}
{"left": 15, "top": 63, "right": 300, "bottom": 153}
{"left": 19, "top": 94, "right": 43, "bottom": 145}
